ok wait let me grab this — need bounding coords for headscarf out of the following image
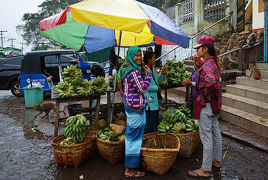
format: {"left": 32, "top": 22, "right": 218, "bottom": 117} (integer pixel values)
{"left": 118, "top": 46, "right": 141, "bottom": 82}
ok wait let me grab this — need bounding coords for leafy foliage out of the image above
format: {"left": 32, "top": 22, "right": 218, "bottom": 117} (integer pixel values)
{"left": 16, "top": 0, "right": 79, "bottom": 50}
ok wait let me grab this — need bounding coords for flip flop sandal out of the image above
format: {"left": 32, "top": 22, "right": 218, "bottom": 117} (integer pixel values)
{"left": 188, "top": 170, "right": 210, "bottom": 179}
{"left": 125, "top": 171, "right": 145, "bottom": 178}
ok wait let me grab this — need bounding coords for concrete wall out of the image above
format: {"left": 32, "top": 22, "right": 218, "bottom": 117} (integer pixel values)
{"left": 252, "top": 0, "right": 264, "bottom": 30}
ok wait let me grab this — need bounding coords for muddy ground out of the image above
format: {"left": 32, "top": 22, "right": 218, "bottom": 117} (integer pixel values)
{"left": 0, "top": 91, "right": 267, "bottom": 180}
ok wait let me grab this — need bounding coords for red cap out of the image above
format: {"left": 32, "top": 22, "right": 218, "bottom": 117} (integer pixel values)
{"left": 193, "top": 36, "right": 215, "bottom": 49}
{"left": 193, "top": 54, "right": 205, "bottom": 64}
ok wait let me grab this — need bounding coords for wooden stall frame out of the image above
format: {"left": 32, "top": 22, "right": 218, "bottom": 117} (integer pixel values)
{"left": 52, "top": 94, "right": 102, "bottom": 137}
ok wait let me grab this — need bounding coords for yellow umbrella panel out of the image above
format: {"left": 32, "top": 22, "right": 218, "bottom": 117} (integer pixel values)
{"left": 115, "top": 23, "right": 154, "bottom": 47}
{"left": 70, "top": 0, "right": 149, "bottom": 33}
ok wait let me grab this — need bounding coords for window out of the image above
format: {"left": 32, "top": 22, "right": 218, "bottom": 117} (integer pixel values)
{"left": 44, "top": 55, "right": 58, "bottom": 64}
{"left": 3, "top": 56, "right": 22, "bottom": 66}
{"left": 204, "top": 0, "right": 227, "bottom": 20}
{"left": 181, "top": 0, "right": 195, "bottom": 23}
{"left": 44, "top": 55, "right": 76, "bottom": 64}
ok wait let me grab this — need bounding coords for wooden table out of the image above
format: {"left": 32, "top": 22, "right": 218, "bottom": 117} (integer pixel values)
{"left": 51, "top": 93, "right": 101, "bottom": 137}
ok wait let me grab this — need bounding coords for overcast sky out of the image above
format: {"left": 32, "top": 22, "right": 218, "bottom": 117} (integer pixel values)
{"left": 0, "top": 0, "right": 45, "bottom": 53}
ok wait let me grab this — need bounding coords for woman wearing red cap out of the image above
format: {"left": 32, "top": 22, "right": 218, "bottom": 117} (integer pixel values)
{"left": 182, "top": 54, "right": 204, "bottom": 118}
{"left": 188, "top": 36, "right": 222, "bottom": 178}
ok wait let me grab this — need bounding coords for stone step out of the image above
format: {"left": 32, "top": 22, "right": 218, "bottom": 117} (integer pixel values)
{"left": 183, "top": 60, "right": 194, "bottom": 66}
{"left": 166, "top": 86, "right": 187, "bottom": 97}
{"left": 221, "top": 69, "right": 243, "bottom": 81}
{"left": 220, "top": 105, "right": 268, "bottom": 138}
{"left": 236, "top": 76, "right": 268, "bottom": 90}
{"left": 222, "top": 93, "right": 268, "bottom": 118}
{"left": 226, "top": 84, "right": 268, "bottom": 103}
{"left": 256, "top": 63, "right": 268, "bottom": 70}
{"left": 185, "top": 65, "right": 194, "bottom": 73}
{"left": 260, "top": 69, "right": 268, "bottom": 79}
{"left": 162, "top": 90, "right": 186, "bottom": 104}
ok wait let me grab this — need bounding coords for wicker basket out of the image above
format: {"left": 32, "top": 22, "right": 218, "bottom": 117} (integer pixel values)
{"left": 87, "top": 125, "right": 99, "bottom": 136}
{"left": 51, "top": 134, "right": 95, "bottom": 168}
{"left": 175, "top": 130, "right": 200, "bottom": 158}
{"left": 141, "top": 133, "right": 180, "bottom": 175}
{"left": 114, "top": 119, "right": 126, "bottom": 127}
{"left": 96, "top": 137, "right": 125, "bottom": 164}
{"left": 86, "top": 125, "right": 99, "bottom": 152}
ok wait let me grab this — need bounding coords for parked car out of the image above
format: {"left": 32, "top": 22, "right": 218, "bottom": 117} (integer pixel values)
{"left": 0, "top": 55, "right": 23, "bottom": 96}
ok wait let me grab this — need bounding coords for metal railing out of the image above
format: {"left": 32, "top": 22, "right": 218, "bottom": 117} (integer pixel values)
{"left": 218, "top": 47, "right": 240, "bottom": 58}
{"left": 156, "top": 13, "right": 232, "bottom": 61}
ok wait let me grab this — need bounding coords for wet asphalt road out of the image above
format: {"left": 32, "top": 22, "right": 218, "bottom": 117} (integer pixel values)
{"left": 0, "top": 90, "right": 267, "bottom": 180}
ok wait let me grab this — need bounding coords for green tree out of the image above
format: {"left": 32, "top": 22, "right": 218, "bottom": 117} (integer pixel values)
{"left": 16, "top": 0, "right": 79, "bottom": 50}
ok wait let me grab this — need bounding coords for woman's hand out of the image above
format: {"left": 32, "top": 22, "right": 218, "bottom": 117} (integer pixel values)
{"left": 161, "top": 64, "right": 167, "bottom": 74}
{"left": 144, "top": 65, "right": 151, "bottom": 72}
{"left": 182, "top": 79, "right": 192, "bottom": 86}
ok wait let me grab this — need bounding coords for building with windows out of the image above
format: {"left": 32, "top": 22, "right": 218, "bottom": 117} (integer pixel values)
{"left": 175, "top": 0, "right": 233, "bottom": 37}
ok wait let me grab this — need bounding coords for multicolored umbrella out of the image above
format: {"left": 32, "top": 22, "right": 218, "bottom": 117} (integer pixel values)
{"left": 40, "top": 0, "right": 190, "bottom": 53}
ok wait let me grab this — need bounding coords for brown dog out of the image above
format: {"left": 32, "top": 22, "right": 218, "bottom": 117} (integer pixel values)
{"left": 33, "top": 101, "right": 67, "bottom": 118}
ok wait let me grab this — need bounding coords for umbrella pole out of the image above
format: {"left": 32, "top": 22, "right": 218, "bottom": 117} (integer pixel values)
{"left": 109, "top": 30, "right": 122, "bottom": 123}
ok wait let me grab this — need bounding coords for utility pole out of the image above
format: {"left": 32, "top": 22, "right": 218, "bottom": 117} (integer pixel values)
{"left": 8, "top": 38, "right": 16, "bottom": 49}
{"left": 0, "top": 30, "right": 7, "bottom": 48}
{"left": 20, "top": 42, "right": 25, "bottom": 55}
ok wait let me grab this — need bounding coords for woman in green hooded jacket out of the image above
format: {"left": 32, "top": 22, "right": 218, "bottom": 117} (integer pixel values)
{"left": 143, "top": 51, "right": 167, "bottom": 134}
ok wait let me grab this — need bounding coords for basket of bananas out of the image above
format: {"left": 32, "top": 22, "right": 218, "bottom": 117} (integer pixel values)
{"left": 158, "top": 106, "right": 200, "bottom": 158}
{"left": 96, "top": 127, "right": 125, "bottom": 164}
{"left": 51, "top": 114, "right": 95, "bottom": 168}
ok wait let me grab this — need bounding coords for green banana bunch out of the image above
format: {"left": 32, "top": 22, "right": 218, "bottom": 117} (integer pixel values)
{"left": 178, "top": 106, "right": 191, "bottom": 119}
{"left": 55, "top": 81, "right": 74, "bottom": 98}
{"left": 163, "top": 106, "right": 199, "bottom": 134}
{"left": 64, "top": 114, "right": 87, "bottom": 143}
{"left": 92, "top": 76, "right": 108, "bottom": 94}
{"left": 60, "top": 137, "right": 75, "bottom": 145}
{"left": 76, "top": 79, "right": 94, "bottom": 96}
{"left": 162, "top": 109, "right": 172, "bottom": 122}
{"left": 62, "top": 65, "right": 82, "bottom": 86}
{"left": 174, "top": 109, "right": 187, "bottom": 123}
{"left": 97, "top": 128, "right": 125, "bottom": 142}
{"left": 160, "top": 60, "right": 191, "bottom": 88}
{"left": 184, "top": 118, "right": 199, "bottom": 133}
{"left": 158, "top": 120, "right": 173, "bottom": 133}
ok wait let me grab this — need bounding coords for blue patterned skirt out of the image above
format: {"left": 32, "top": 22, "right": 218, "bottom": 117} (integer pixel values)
{"left": 124, "top": 103, "right": 146, "bottom": 168}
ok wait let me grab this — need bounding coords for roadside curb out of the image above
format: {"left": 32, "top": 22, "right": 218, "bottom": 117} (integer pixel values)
{"left": 219, "top": 119, "right": 268, "bottom": 153}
